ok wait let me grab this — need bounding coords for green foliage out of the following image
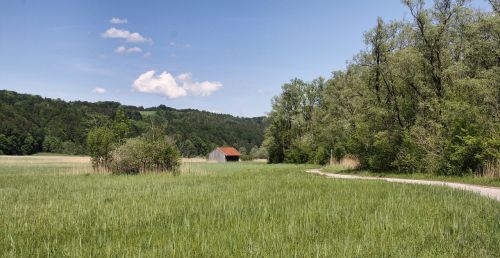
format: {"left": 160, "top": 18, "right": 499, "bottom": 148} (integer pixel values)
{"left": 0, "top": 90, "right": 266, "bottom": 157}
{"left": 178, "top": 139, "right": 197, "bottom": 158}
{"left": 238, "top": 146, "right": 247, "bottom": 155}
{"left": 109, "top": 135, "right": 181, "bottom": 174}
{"left": 42, "top": 136, "right": 62, "bottom": 153}
{"left": 264, "top": 78, "right": 324, "bottom": 163}
{"left": 314, "top": 146, "right": 330, "bottom": 165}
{"left": 20, "top": 134, "right": 35, "bottom": 155}
{"left": 60, "top": 141, "right": 84, "bottom": 155}
{"left": 250, "top": 145, "right": 268, "bottom": 160}
{"left": 112, "top": 108, "right": 131, "bottom": 142}
{"left": 87, "top": 126, "right": 116, "bottom": 170}
{"left": 240, "top": 154, "right": 253, "bottom": 161}
{"left": 265, "top": 2, "right": 500, "bottom": 176}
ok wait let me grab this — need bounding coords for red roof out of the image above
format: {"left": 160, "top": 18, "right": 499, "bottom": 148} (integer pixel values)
{"left": 218, "top": 147, "right": 241, "bottom": 156}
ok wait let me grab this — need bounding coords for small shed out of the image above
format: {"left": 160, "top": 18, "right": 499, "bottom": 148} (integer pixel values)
{"left": 208, "top": 147, "right": 241, "bottom": 163}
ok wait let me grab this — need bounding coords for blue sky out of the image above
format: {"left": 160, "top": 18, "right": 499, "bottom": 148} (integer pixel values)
{"left": 0, "top": 0, "right": 491, "bottom": 117}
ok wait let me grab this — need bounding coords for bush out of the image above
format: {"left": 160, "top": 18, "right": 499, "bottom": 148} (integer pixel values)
{"left": 87, "top": 126, "right": 116, "bottom": 171}
{"left": 240, "top": 154, "right": 253, "bottom": 161}
{"left": 250, "top": 145, "right": 268, "bottom": 160}
{"left": 109, "top": 135, "right": 181, "bottom": 174}
{"left": 61, "top": 141, "right": 84, "bottom": 155}
{"left": 314, "top": 146, "right": 330, "bottom": 165}
{"left": 42, "top": 136, "right": 63, "bottom": 153}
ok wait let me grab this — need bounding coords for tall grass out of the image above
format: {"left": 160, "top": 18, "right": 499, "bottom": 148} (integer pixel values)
{"left": 0, "top": 156, "right": 499, "bottom": 257}
{"left": 479, "top": 160, "right": 500, "bottom": 179}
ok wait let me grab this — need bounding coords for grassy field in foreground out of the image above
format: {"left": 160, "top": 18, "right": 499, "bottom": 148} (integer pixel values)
{"left": 0, "top": 156, "right": 499, "bottom": 257}
{"left": 322, "top": 165, "right": 500, "bottom": 187}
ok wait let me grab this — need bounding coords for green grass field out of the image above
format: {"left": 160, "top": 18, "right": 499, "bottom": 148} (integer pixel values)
{"left": 1, "top": 156, "right": 499, "bottom": 257}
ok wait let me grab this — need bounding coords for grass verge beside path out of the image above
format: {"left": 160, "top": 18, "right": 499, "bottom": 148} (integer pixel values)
{"left": 322, "top": 165, "right": 500, "bottom": 187}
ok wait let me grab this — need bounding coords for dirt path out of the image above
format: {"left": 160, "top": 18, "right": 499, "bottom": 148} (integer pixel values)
{"left": 306, "top": 169, "right": 500, "bottom": 201}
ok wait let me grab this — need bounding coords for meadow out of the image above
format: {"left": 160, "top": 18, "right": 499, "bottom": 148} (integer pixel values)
{"left": 0, "top": 156, "right": 499, "bottom": 257}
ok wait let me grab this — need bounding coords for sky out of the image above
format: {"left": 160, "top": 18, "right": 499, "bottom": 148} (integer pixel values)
{"left": 0, "top": 0, "right": 491, "bottom": 117}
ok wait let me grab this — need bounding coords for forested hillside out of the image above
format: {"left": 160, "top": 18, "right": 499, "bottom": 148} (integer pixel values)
{"left": 0, "top": 90, "right": 266, "bottom": 156}
{"left": 265, "top": 0, "right": 499, "bottom": 176}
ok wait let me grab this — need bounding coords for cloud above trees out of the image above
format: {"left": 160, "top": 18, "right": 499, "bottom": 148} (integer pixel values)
{"left": 132, "top": 70, "right": 222, "bottom": 99}
{"left": 92, "top": 87, "right": 107, "bottom": 94}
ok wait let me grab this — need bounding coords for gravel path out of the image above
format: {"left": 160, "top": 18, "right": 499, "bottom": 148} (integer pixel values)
{"left": 306, "top": 169, "right": 500, "bottom": 201}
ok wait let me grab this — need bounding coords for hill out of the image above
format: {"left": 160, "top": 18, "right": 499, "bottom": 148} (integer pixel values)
{"left": 0, "top": 90, "right": 266, "bottom": 156}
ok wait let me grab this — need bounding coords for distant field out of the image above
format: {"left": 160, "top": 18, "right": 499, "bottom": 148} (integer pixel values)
{"left": 0, "top": 156, "right": 499, "bottom": 257}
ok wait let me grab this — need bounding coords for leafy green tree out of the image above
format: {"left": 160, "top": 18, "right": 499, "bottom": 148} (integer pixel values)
{"left": 179, "top": 139, "right": 198, "bottom": 157}
{"left": 113, "top": 108, "right": 131, "bottom": 142}
{"left": 264, "top": 1, "right": 499, "bottom": 176}
{"left": 87, "top": 127, "right": 116, "bottom": 171}
{"left": 0, "top": 134, "right": 8, "bottom": 155}
{"left": 21, "top": 134, "right": 35, "bottom": 155}
{"left": 42, "top": 136, "right": 63, "bottom": 153}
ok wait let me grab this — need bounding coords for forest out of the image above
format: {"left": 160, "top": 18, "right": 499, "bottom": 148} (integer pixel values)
{"left": 0, "top": 90, "right": 266, "bottom": 157}
{"left": 265, "top": 0, "right": 499, "bottom": 176}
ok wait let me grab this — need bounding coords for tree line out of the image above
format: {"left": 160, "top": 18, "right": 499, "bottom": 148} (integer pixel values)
{"left": 265, "top": 0, "right": 499, "bottom": 176}
{"left": 0, "top": 90, "right": 267, "bottom": 157}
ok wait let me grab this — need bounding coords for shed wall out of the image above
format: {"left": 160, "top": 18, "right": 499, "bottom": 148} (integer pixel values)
{"left": 208, "top": 149, "right": 226, "bottom": 163}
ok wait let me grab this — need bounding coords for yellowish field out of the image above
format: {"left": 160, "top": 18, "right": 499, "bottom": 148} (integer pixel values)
{"left": 181, "top": 157, "right": 209, "bottom": 163}
{"left": 0, "top": 155, "right": 93, "bottom": 175}
{"left": 0, "top": 155, "right": 90, "bottom": 164}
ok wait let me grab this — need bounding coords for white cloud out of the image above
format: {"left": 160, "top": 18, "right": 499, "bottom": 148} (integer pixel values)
{"left": 101, "top": 27, "right": 153, "bottom": 44}
{"left": 132, "top": 70, "right": 222, "bottom": 99}
{"left": 143, "top": 52, "right": 152, "bottom": 58}
{"left": 114, "top": 46, "right": 142, "bottom": 54}
{"left": 169, "top": 42, "right": 192, "bottom": 48}
{"left": 133, "top": 71, "right": 187, "bottom": 99}
{"left": 109, "top": 17, "right": 128, "bottom": 24}
{"left": 92, "top": 87, "right": 107, "bottom": 94}
{"left": 176, "top": 73, "right": 222, "bottom": 96}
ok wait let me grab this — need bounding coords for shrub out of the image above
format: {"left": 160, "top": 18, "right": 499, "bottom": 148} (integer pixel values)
{"left": 109, "top": 135, "right": 181, "bottom": 174}
{"left": 61, "top": 141, "right": 84, "bottom": 155}
{"left": 314, "top": 146, "right": 330, "bottom": 165}
{"left": 42, "top": 136, "right": 63, "bottom": 153}
{"left": 240, "top": 154, "right": 253, "bottom": 161}
{"left": 87, "top": 126, "right": 116, "bottom": 171}
{"left": 250, "top": 145, "right": 269, "bottom": 160}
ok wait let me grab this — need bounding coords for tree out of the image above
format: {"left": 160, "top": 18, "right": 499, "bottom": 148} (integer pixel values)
{"left": 87, "top": 127, "right": 116, "bottom": 171}
{"left": 488, "top": 0, "right": 499, "bottom": 14}
{"left": 42, "top": 136, "right": 62, "bottom": 153}
{"left": 113, "top": 108, "right": 131, "bottom": 143}
{"left": 21, "top": 134, "right": 35, "bottom": 155}
{"left": 264, "top": 1, "right": 499, "bottom": 176}
{"left": 179, "top": 139, "right": 198, "bottom": 157}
